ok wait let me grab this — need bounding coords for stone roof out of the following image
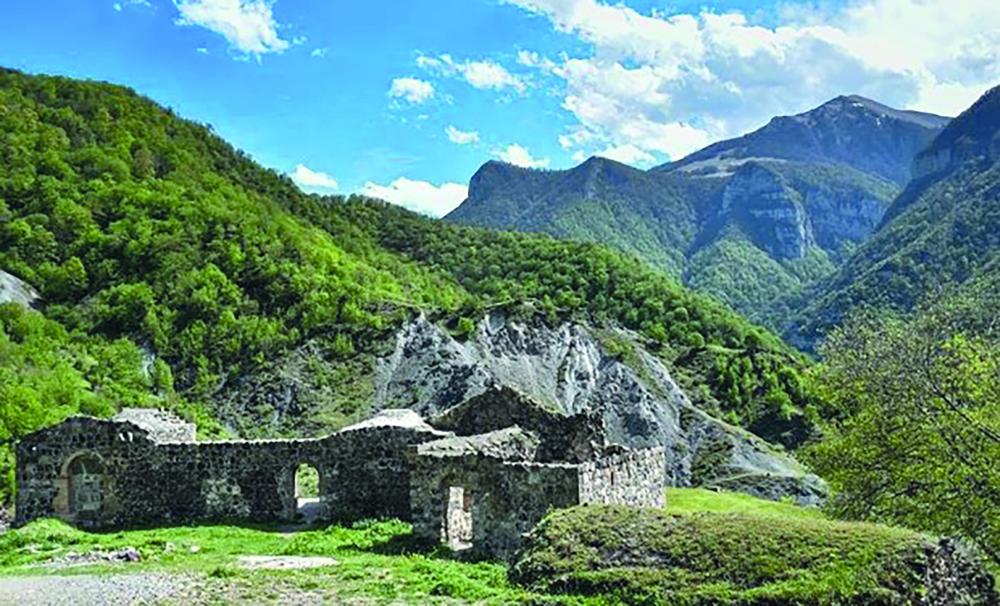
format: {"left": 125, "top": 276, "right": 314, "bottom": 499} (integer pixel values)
{"left": 415, "top": 426, "right": 540, "bottom": 461}
{"left": 341, "top": 409, "right": 444, "bottom": 434}
{"left": 112, "top": 408, "right": 197, "bottom": 443}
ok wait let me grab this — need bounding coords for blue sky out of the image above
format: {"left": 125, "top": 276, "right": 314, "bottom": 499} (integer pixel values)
{"left": 1, "top": 0, "right": 997, "bottom": 215}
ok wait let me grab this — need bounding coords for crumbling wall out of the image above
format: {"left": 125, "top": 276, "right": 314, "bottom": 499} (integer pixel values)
{"left": 578, "top": 446, "right": 667, "bottom": 508}
{"left": 15, "top": 417, "right": 158, "bottom": 528}
{"left": 409, "top": 455, "right": 581, "bottom": 562}
{"left": 15, "top": 415, "right": 445, "bottom": 528}
{"left": 431, "top": 385, "right": 605, "bottom": 462}
{"left": 112, "top": 408, "right": 196, "bottom": 443}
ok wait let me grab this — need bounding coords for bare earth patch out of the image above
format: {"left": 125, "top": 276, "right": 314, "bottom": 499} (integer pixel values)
{"left": 236, "top": 555, "right": 339, "bottom": 570}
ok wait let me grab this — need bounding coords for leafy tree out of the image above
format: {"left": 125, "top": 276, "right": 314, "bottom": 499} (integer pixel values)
{"left": 807, "top": 284, "right": 1000, "bottom": 564}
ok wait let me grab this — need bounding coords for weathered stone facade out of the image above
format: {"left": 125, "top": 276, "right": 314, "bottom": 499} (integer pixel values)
{"left": 16, "top": 387, "right": 666, "bottom": 561}
{"left": 410, "top": 389, "right": 666, "bottom": 561}
{"left": 16, "top": 409, "right": 448, "bottom": 529}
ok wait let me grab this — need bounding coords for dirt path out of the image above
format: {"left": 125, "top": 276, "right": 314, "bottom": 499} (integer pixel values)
{"left": 0, "top": 573, "right": 188, "bottom": 605}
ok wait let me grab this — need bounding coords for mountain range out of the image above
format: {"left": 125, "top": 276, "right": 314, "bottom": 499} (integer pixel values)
{"left": 447, "top": 95, "right": 951, "bottom": 330}
{"left": 789, "top": 85, "right": 1000, "bottom": 347}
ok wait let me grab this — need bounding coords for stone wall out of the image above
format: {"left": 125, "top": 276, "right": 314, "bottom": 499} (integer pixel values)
{"left": 578, "top": 446, "right": 666, "bottom": 508}
{"left": 409, "top": 434, "right": 666, "bottom": 561}
{"left": 17, "top": 406, "right": 667, "bottom": 562}
{"left": 409, "top": 454, "right": 581, "bottom": 562}
{"left": 15, "top": 413, "right": 446, "bottom": 528}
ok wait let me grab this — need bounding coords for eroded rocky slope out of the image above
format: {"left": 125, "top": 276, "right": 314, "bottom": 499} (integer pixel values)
{"left": 374, "top": 313, "right": 826, "bottom": 504}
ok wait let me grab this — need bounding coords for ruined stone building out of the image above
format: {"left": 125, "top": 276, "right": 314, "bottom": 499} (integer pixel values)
{"left": 15, "top": 386, "right": 665, "bottom": 560}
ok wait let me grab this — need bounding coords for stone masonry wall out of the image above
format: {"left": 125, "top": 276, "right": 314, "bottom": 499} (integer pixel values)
{"left": 409, "top": 455, "right": 581, "bottom": 562}
{"left": 16, "top": 416, "right": 444, "bottom": 528}
{"left": 578, "top": 446, "right": 666, "bottom": 508}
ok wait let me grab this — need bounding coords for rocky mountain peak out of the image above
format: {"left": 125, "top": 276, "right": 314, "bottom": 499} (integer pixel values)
{"left": 663, "top": 95, "right": 949, "bottom": 185}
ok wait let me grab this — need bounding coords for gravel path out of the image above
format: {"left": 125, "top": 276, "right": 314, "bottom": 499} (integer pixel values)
{"left": 0, "top": 573, "right": 187, "bottom": 605}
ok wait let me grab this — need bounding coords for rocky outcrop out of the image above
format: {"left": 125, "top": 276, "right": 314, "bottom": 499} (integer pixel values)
{"left": 923, "top": 538, "right": 999, "bottom": 605}
{"left": 720, "top": 163, "right": 815, "bottom": 260}
{"left": 374, "top": 313, "right": 827, "bottom": 505}
{"left": 0, "top": 270, "right": 38, "bottom": 309}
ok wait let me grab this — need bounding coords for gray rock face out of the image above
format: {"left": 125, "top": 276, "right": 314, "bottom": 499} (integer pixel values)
{"left": 0, "top": 270, "right": 38, "bottom": 308}
{"left": 374, "top": 313, "right": 827, "bottom": 504}
{"left": 721, "top": 163, "right": 816, "bottom": 260}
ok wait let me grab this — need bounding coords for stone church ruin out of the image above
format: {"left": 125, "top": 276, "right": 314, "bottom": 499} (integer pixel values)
{"left": 15, "top": 386, "right": 664, "bottom": 560}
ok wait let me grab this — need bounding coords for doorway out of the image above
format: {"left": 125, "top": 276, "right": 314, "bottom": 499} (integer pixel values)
{"left": 294, "top": 463, "right": 321, "bottom": 522}
{"left": 444, "top": 485, "right": 473, "bottom": 551}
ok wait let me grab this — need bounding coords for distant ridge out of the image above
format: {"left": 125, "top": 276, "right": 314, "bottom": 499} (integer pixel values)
{"left": 448, "top": 96, "right": 949, "bottom": 328}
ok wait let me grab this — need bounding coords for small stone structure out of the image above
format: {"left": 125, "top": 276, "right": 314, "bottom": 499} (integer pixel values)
{"left": 16, "top": 386, "right": 665, "bottom": 560}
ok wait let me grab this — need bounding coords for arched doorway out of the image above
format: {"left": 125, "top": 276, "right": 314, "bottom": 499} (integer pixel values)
{"left": 294, "top": 463, "right": 321, "bottom": 522}
{"left": 67, "top": 454, "right": 104, "bottom": 519}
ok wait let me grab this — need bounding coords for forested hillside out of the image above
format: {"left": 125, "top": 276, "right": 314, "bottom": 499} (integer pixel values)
{"left": 448, "top": 96, "right": 946, "bottom": 327}
{"left": 0, "top": 68, "right": 817, "bottom": 504}
{"left": 789, "top": 85, "right": 1000, "bottom": 348}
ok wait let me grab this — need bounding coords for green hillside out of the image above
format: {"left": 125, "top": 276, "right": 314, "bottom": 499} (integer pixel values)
{"left": 788, "top": 85, "right": 1000, "bottom": 348}
{"left": 0, "top": 68, "right": 817, "bottom": 504}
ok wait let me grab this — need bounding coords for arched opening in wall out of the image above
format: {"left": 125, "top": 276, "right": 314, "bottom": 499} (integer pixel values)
{"left": 443, "top": 485, "right": 473, "bottom": 551}
{"left": 294, "top": 463, "right": 321, "bottom": 521}
{"left": 67, "top": 454, "right": 104, "bottom": 521}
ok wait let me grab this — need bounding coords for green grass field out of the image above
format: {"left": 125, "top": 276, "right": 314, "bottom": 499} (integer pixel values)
{"left": 0, "top": 490, "right": 945, "bottom": 605}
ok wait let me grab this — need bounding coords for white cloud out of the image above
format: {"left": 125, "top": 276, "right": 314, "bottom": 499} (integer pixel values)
{"left": 418, "top": 54, "right": 527, "bottom": 93}
{"left": 174, "top": 0, "right": 290, "bottom": 57}
{"left": 291, "top": 164, "right": 339, "bottom": 192}
{"left": 502, "top": 0, "right": 1000, "bottom": 161}
{"left": 592, "top": 144, "right": 656, "bottom": 166}
{"left": 388, "top": 77, "right": 435, "bottom": 104}
{"left": 498, "top": 144, "right": 550, "bottom": 168}
{"left": 311, "top": 47, "right": 327, "bottom": 59}
{"left": 445, "top": 125, "right": 480, "bottom": 145}
{"left": 361, "top": 178, "right": 468, "bottom": 217}
{"left": 114, "top": 0, "right": 151, "bottom": 10}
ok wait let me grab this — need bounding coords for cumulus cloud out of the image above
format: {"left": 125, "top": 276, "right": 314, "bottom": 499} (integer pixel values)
{"left": 498, "top": 144, "right": 550, "bottom": 168}
{"left": 445, "top": 125, "right": 480, "bottom": 145}
{"left": 503, "top": 0, "right": 1000, "bottom": 162}
{"left": 361, "top": 178, "right": 468, "bottom": 217}
{"left": 418, "top": 54, "right": 527, "bottom": 93}
{"left": 310, "top": 47, "right": 327, "bottom": 58}
{"left": 388, "top": 77, "right": 435, "bottom": 104}
{"left": 291, "top": 164, "right": 338, "bottom": 192}
{"left": 174, "top": 0, "right": 290, "bottom": 56}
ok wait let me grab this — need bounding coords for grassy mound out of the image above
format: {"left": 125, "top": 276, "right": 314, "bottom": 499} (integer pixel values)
{"left": 511, "top": 503, "right": 991, "bottom": 605}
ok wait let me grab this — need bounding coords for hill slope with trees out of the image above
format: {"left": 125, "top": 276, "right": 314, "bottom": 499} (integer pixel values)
{"left": 788, "top": 85, "right": 1000, "bottom": 348}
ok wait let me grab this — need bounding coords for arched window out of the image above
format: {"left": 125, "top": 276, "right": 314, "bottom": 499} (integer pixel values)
{"left": 67, "top": 454, "right": 104, "bottom": 515}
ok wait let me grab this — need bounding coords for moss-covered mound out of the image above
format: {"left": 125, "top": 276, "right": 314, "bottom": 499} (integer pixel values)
{"left": 511, "top": 505, "right": 997, "bottom": 605}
